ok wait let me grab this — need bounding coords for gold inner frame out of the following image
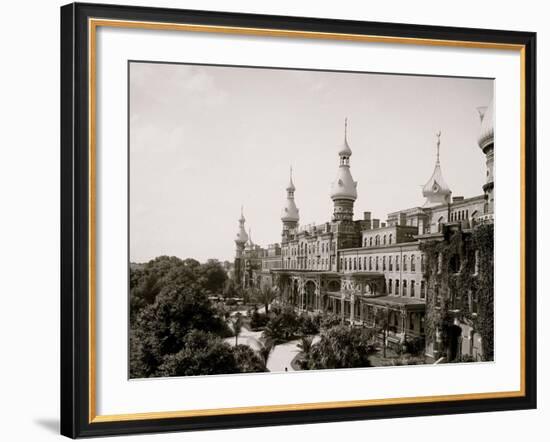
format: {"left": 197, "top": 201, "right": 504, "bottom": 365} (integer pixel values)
{"left": 87, "top": 17, "right": 527, "bottom": 424}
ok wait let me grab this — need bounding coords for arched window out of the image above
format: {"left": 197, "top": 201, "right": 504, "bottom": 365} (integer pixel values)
{"left": 369, "top": 257, "right": 372, "bottom": 271}
{"left": 382, "top": 256, "right": 386, "bottom": 271}
{"left": 411, "top": 255, "right": 416, "bottom": 272}
{"left": 403, "top": 255, "right": 408, "bottom": 271}
{"left": 375, "top": 235, "right": 380, "bottom": 245}
{"left": 369, "top": 237, "right": 373, "bottom": 247}
{"left": 395, "top": 279, "right": 400, "bottom": 295}
{"left": 383, "top": 235, "right": 387, "bottom": 245}
{"left": 388, "top": 279, "right": 393, "bottom": 294}
{"left": 410, "top": 280, "right": 415, "bottom": 297}
{"left": 353, "top": 258, "right": 357, "bottom": 270}
{"left": 375, "top": 256, "right": 379, "bottom": 271}
{"left": 389, "top": 256, "right": 393, "bottom": 271}
{"left": 396, "top": 255, "right": 400, "bottom": 271}
{"left": 364, "top": 257, "right": 367, "bottom": 270}
{"left": 403, "top": 280, "right": 408, "bottom": 296}
{"left": 389, "top": 234, "right": 393, "bottom": 245}
{"left": 358, "top": 257, "right": 362, "bottom": 270}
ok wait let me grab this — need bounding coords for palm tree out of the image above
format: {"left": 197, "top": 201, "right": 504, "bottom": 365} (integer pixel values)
{"left": 374, "top": 308, "right": 390, "bottom": 358}
{"left": 232, "top": 313, "right": 243, "bottom": 346}
{"left": 256, "top": 285, "right": 278, "bottom": 314}
{"left": 297, "top": 336, "right": 313, "bottom": 357}
{"left": 258, "top": 339, "right": 274, "bottom": 369}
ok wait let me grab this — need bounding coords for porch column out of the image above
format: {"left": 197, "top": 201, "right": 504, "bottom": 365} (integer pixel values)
{"left": 350, "top": 294, "right": 355, "bottom": 323}
{"left": 340, "top": 295, "right": 345, "bottom": 322}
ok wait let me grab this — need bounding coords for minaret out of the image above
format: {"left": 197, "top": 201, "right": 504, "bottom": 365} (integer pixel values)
{"left": 422, "top": 131, "right": 452, "bottom": 208}
{"left": 281, "top": 166, "right": 300, "bottom": 242}
{"left": 477, "top": 100, "right": 494, "bottom": 215}
{"left": 234, "top": 206, "right": 248, "bottom": 286}
{"left": 330, "top": 118, "right": 358, "bottom": 222}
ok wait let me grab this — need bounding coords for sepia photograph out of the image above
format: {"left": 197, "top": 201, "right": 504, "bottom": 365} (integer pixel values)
{"left": 128, "top": 61, "right": 495, "bottom": 379}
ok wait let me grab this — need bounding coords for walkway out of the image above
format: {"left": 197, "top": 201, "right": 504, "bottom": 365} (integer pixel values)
{"left": 225, "top": 324, "right": 320, "bottom": 373}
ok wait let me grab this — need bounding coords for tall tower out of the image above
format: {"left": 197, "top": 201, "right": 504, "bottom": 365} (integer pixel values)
{"left": 477, "top": 100, "right": 494, "bottom": 215}
{"left": 281, "top": 166, "right": 300, "bottom": 242}
{"left": 330, "top": 118, "right": 358, "bottom": 222}
{"left": 422, "top": 131, "right": 452, "bottom": 208}
{"left": 234, "top": 206, "right": 248, "bottom": 286}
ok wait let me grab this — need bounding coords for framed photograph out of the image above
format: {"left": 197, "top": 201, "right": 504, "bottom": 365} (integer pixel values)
{"left": 60, "top": 2, "right": 537, "bottom": 438}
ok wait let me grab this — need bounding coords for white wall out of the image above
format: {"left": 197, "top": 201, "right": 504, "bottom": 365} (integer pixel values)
{"left": 0, "top": 0, "right": 546, "bottom": 440}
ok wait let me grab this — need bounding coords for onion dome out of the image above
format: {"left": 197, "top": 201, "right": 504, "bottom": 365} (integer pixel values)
{"left": 330, "top": 118, "right": 358, "bottom": 201}
{"left": 422, "top": 131, "right": 451, "bottom": 208}
{"left": 281, "top": 166, "right": 300, "bottom": 223}
{"left": 234, "top": 206, "right": 248, "bottom": 245}
{"left": 245, "top": 229, "right": 255, "bottom": 251}
{"left": 477, "top": 99, "right": 494, "bottom": 151}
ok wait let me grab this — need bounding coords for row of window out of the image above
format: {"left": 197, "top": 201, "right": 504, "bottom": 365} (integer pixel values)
{"left": 282, "top": 257, "right": 332, "bottom": 270}
{"left": 363, "top": 233, "right": 393, "bottom": 248}
{"left": 282, "top": 240, "right": 336, "bottom": 257}
{"left": 340, "top": 254, "right": 425, "bottom": 273}
{"left": 387, "top": 278, "right": 426, "bottom": 298}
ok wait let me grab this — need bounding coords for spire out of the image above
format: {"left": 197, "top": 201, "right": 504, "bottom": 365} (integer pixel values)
{"left": 338, "top": 117, "right": 352, "bottom": 160}
{"left": 235, "top": 206, "right": 248, "bottom": 245}
{"left": 422, "top": 131, "right": 451, "bottom": 208}
{"left": 281, "top": 166, "right": 300, "bottom": 223}
{"left": 239, "top": 205, "right": 245, "bottom": 222}
{"left": 344, "top": 117, "right": 348, "bottom": 143}
{"left": 286, "top": 165, "right": 296, "bottom": 192}
{"left": 436, "top": 130, "right": 441, "bottom": 164}
{"left": 246, "top": 228, "right": 255, "bottom": 250}
{"left": 331, "top": 118, "right": 357, "bottom": 202}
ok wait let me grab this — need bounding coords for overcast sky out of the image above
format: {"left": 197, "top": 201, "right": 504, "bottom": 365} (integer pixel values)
{"left": 129, "top": 61, "right": 493, "bottom": 263}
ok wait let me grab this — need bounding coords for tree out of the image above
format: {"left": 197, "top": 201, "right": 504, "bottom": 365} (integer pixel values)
{"left": 374, "top": 308, "right": 390, "bottom": 358}
{"left": 258, "top": 340, "right": 274, "bottom": 369}
{"left": 233, "top": 344, "right": 266, "bottom": 373}
{"left": 156, "top": 330, "right": 239, "bottom": 377}
{"left": 232, "top": 313, "right": 243, "bottom": 346}
{"left": 222, "top": 278, "right": 239, "bottom": 300}
{"left": 262, "top": 306, "right": 300, "bottom": 343}
{"left": 199, "top": 259, "right": 228, "bottom": 294}
{"left": 129, "top": 280, "right": 232, "bottom": 378}
{"left": 304, "top": 325, "right": 376, "bottom": 370}
{"left": 297, "top": 336, "right": 313, "bottom": 356}
{"left": 254, "top": 285, "right": 278, "bottom": 314}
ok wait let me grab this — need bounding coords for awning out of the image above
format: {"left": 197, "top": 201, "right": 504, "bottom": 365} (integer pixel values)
{"left": 360, "top": 295, "right": 426, "bottom": 312}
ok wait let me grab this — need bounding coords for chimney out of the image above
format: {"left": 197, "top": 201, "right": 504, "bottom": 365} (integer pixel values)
{"left": 372, "top": 219, "right": 380, "bottom": 229}
{"left": 399, "top": 213, "right": 407, "bottom": 226}
{"left": 363, "top": 212, "right": 372, "bottom": 229}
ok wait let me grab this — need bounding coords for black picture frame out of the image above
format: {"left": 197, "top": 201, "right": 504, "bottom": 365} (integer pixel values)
{"left": 60, "top": 2, "right": 537, "bottom": 438}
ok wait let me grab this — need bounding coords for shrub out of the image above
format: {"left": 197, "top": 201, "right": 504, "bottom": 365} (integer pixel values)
{"left": 262, "top": 306, "right": 300, "bottom": 343}
{"left": 299, "top": 313, "right": 321, "bottom": 336}
{"left": 404, "top": 336, "right": 425, "bottom": 356}
{"left": 250, "top": 308, "right": 269, "bottom": 330}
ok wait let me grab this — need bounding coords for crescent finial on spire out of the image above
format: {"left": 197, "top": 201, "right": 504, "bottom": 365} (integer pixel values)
{"left": 344, "top": 117, "right": 348, "bottom": 142}
{"left": 436, "top": 130, "right": 442, "bottom": 164}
